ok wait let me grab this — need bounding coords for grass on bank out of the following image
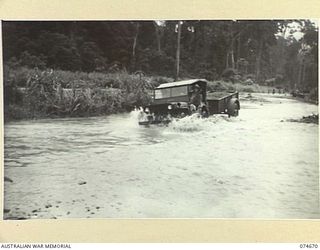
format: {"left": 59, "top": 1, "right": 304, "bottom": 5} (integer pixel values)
{"left": 4, "top": 67, "right": 175, "bottom": 121}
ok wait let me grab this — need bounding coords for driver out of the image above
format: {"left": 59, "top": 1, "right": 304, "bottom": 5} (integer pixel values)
{"left": 190, "top": 84, "right": 202, "bottom": 108}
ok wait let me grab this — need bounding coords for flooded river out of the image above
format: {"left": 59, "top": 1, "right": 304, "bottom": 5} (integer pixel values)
{"left": 4, "top": 93, "right": 319, "bottom": 219}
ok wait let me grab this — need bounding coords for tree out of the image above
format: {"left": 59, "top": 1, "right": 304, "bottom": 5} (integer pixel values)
{"left": 131, "top": 22, "right": 140, "bottom": 70}
{"left": 300, "top": 20, "right": 318, "bottom": 90}
{"left": 80, "top": 42, "right": 107, "bottom": 72}
{"left": 2, "top": 19, "right": 317, "bottom": 91}
{"left": 175, "top": 21, "right": 182, "bottom": 80}
{"left": 153, "top": 21, "right": 165, "bottom": 53}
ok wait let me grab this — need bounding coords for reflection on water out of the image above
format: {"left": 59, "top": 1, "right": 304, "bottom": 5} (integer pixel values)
{"left": 4, "top": 94, "right": 319, "bottom": 219}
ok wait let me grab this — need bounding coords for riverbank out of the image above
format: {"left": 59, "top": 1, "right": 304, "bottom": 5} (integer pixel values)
{"left": 285, "top": 114, "right": 319, "bottom": 124}
{"left": 4, "top": 67, "right": 167, "bottom": 122}
{"left": 4, "top": 67, "right": 317, "bottom": 122}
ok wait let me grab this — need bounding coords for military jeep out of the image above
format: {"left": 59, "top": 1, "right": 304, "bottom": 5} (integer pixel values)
{"left": 138, "top": 79, "right": 240, "bottom": 125}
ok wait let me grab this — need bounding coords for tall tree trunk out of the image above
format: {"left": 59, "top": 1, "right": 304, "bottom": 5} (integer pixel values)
{"left": 255, "top": 38, "right": 263, "bottom": 82}
{"left": 226, "top": 48, "right": 235, "bottom": 69}
{"left": 153, "top": 22, "right": 161, "bottom": 53}
{"left": 132, "top": 23, "right": 140, "bottom": 70}
{"left": 226, "top": 21, "right": 235, "bottom": 69}
{"left": 175, "top": 21, "right": 182, "bottom": 80}
{"left": 230, "top": 34, "right": 235, "bottom": 69}
{"left": 297, "top": 59, "right": 303, "bottom": 88}
{"left": 230, "top": 46, "right": 235, "bottom": 69}
{"left": 194, "top": 22, "right": 202, "bottom": 62}
{"left": 226, "top": 52, "right": 229, "bottom": 69}
{"left": 301, "top": 59, "right": 307, "bottom": 87}
{"left": 236, "top": 35, "right": 241, "bottom": 69}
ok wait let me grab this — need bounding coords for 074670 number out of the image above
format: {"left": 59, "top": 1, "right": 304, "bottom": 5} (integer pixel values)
{"left": 300, "top": 244, "right": 318, "bottom": 248}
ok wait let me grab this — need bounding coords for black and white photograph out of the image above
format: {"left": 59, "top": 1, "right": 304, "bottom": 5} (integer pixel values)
{"left": 3, "top": 20, "right": 318, "bottom": 220}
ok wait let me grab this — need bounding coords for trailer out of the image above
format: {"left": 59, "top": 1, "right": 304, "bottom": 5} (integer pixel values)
{"left": 206, "top": 91, "right": 240, "bottom": 116}
{"left": 138, "top": 79, "right": 240, "bottom": 125}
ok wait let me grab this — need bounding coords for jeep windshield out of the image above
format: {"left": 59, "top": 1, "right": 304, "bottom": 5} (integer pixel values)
{"left": 154, "top": 85, "right": 188, "bottom": 99}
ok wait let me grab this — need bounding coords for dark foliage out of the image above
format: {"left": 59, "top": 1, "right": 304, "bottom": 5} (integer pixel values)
{"left": 2, "top": 20, "right": 318, "bottom": 121}
{"left": 3, "top": 20, "right": 318, "bottom": 87}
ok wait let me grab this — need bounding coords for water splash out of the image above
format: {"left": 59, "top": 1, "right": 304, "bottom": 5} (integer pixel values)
{"left": 168, "top": 114, "right": 232, "bottom": 133}
{"left": 129, "top": 107, "right": 144, "bottom": 120}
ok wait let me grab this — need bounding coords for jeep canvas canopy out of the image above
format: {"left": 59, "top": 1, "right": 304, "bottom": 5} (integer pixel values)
{"left": 156, "top": 79, "right": 207, "bottom": 89}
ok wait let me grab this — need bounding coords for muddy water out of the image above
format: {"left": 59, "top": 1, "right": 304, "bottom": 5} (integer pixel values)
{"left": 4, "top": 94, "right": 319, "bottom": 219}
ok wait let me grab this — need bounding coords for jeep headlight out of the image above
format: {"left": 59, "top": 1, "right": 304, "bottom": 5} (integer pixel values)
{"left": 168, "top": 105, "right": 172, "bottom": 110}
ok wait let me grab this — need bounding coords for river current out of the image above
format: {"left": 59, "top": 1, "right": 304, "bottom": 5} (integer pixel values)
{"left": 4, "top": 93, "right": 319, "bottom": 219}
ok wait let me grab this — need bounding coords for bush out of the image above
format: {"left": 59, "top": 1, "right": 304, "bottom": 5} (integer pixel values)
{"left": 207, "top": 81, "right": 230, "bottom": 91}
{"left": 3, "top": 65, "right": 26, "bottom": 105}
{"left": 20, "top": 51, "right": 47, "bottom": 69}
{"left": 244, "top": 74, "right": 256, "bottom": 81}
{"left": 309, "top": 87, "right": 318, "bottom": 102}
{"left": 244, "top": 78, "right": 254, "bottom": 85}
{"left": 4, "top": 104, "right": 35, "bottom": 121}
{"left": 5, "top": 52, "right": 47, "bottom": 70}
{"left": 241, "top": 86, "right": 255, "bottom": 93}
{"left": 193, "top": 63, "right": 218, "bottom": 81}
{"left": 4, "top": 66, "right": 155, "bottom": 120}
{"left": 207, "top": 80, "right": 270, "bottom": 93}
{"left": 221, "top": 68, "right": 237, "bottom": 79}
{"left": 265, "top": 78, "right": 276, "bottom": 86}
{"left": 136, "top": 49, "right": 175, "bottom": 76}
{"left": 149, "top": 75, "right": 174, "bottom": 87}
